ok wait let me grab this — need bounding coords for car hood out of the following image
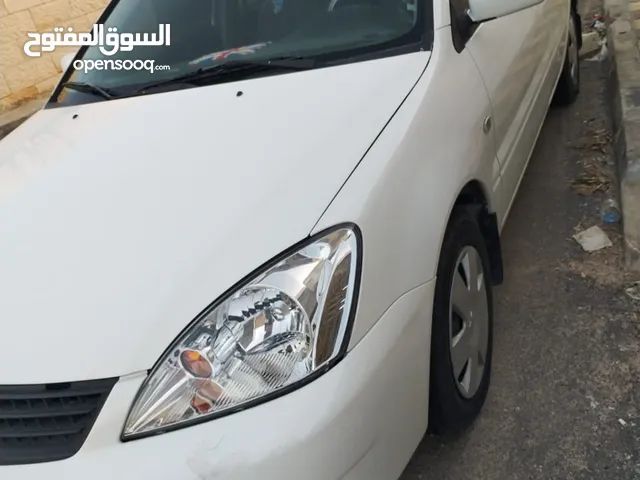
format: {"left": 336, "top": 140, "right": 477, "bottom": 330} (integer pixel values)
{"left": 0, "top": 53, "right": 429, "bottom": 384}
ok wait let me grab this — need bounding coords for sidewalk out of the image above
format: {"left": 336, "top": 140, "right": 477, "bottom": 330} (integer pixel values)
{"left": 605, "top": 0, "right": 640, "bottom": 270}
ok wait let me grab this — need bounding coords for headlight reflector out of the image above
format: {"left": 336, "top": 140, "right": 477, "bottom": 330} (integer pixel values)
{"left": 122, "top": 227, "right": 360, "bottom": 439}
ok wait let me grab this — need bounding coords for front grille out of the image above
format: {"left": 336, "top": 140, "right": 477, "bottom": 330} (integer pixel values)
{"left": 0, "top": 377, "right": 118, "bottom": 465}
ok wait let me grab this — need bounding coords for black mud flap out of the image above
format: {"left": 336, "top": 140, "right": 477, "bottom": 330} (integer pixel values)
{"left": 481, "top": 211, "right": 504, "bottom": 286}
{"left": 466, "top": 204, "right": 504, "bottom": 286}
{"left": 575, "top": 12, "right": 583, "bottom": 50}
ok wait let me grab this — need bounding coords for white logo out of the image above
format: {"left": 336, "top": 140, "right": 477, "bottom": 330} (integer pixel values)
{"left": 71, "top": 59, "right": 171, "bottom": 74}
{"left": 24, "top": 24, "right": 171, "bottom": 58}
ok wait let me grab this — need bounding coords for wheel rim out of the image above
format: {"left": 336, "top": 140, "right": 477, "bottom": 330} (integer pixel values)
{"left": 449, "top": 246, "right": 489, "bottom": 399}
{"left": 568, "top": 16, "right": 579, "bottom": 84}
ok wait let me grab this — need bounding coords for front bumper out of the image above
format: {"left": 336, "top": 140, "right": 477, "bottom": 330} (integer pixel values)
{"left": 4, "top": 281, "right": 435, "bottom": 480}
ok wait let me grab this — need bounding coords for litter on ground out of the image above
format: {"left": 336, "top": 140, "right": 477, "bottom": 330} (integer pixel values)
{"left": 586, "top": 42, "right": 608, "bottom": 62}
{"left": 573, "top": 226, "right": 613, "bottom": 252}
{"left": 625, "top": 281, "right": 640, "bottom": 301}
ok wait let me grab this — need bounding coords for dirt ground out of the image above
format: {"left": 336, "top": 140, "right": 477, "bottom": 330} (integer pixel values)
{"left": 401, "top": 3, "right": 640, "bottom": 479}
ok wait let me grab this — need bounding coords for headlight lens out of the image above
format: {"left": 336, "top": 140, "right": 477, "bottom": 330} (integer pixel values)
{"left": 122, "top": 226, "right": 360, "bottom": 439}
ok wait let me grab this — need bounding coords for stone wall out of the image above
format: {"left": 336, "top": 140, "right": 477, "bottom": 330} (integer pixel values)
{"left": 0, "top": 0, "right": 108, "bottom": 112}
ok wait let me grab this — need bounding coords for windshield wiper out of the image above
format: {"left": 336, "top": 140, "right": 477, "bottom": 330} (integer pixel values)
{"left": 133, "top": 57, "right": 317, "bottom": 95}
{"left": 61, "top": 81, "right": 118, "bottom": 100}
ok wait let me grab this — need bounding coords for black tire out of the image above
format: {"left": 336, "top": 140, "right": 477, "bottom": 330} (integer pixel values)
{"left": 427, "top": 205, "right": 494, "bottom": 437}
{"left": 553, "top": 8, "right": 580, "bottom": 107}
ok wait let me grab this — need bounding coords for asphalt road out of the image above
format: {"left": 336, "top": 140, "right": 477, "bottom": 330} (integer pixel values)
{"left": 400, "top": 33, "right": 640, "bottom": 480}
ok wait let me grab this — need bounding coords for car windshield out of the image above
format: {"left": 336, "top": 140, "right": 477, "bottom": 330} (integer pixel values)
{"left": 55, "top": 0, "right": 425, "bottom": 97}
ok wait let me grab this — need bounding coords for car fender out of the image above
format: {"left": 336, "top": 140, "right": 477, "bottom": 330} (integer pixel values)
{"left": 312, "top": 28, "right": 500, "bottom": 348}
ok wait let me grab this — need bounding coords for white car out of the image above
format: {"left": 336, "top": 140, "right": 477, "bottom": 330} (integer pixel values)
{"left": 0, "top": 0, "right": 580, "bottom": 478}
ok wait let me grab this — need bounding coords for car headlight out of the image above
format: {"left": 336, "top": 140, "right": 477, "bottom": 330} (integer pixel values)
{"left": 122, "top": 226, "right": 361, "bottom": 439}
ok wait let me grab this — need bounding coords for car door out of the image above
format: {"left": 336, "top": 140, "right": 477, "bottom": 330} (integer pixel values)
{"left": 451, "top": 0, "right": 550, "bottom": 222}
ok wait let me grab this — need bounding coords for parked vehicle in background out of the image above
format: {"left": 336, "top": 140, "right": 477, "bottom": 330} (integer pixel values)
{"left": 0, "top": 0, "right": 580, "bottom": 478}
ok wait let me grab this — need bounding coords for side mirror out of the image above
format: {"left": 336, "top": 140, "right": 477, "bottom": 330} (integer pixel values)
{"left": 60, "top": 53, "right": 75, "bottom": 72}
{"left": 467, "top": 0, "right": 544, "bottom": 23}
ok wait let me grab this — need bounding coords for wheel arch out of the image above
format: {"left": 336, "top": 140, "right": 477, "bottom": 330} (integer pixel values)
{"left": 452, "top": 181, "right": 504, "bottom": 286}
{"left": 454, "top": 180, "right": 489, "bottom": 209}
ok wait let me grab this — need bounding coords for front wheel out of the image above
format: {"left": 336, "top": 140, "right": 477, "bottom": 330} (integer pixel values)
{"left": 553, "top": 8, "right": 580, "bottom": 106}
{"left": 427, "top": 206, "right": 494, "bottom": 437}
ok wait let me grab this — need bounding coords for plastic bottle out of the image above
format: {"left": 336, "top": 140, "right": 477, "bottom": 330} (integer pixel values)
{"left": 601, "top": 198, "right": 621, "bottom": 224}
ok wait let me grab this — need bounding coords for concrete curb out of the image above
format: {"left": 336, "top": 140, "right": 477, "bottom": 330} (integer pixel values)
{"left": 604, "top": 0, "right": 640, "bottom": 270}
